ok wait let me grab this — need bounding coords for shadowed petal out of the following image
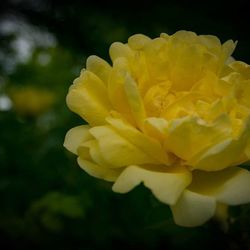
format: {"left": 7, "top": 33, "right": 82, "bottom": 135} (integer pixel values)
{"left": 189, "top": 167, "right": 250, "bottom": 205}
{"left": 113, "top": 165, "right": 192, "bottom": 205}
{"left": 64, "top": 125, "right": 92, "bottom": 154}
{"left": 171, "top": 190, "right": 216, "bottom": 227}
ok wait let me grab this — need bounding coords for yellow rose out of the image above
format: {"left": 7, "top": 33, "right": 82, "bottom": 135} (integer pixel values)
{"left": 64, "top": 31, "right": 250, "bottom": 227}
{"left": 10, "top": 86, "right": 55, "bottom": 116}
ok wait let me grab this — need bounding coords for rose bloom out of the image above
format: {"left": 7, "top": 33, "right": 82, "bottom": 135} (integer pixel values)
{"left": 10, "top": 86, "right": 55, "bottom": 116}
{"left": 64, "top": 31, "right": 250, "bottom": 227}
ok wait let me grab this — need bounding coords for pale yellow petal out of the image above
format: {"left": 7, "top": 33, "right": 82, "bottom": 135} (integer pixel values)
{"left": 171, "top": 190, "right": 216, "bottom": 227}
{"left": 124, "top": 73, "right": 146, "bottom": 129}
{"left": 64, "top": 125, "right": 92, "bottom": 154}
{"left": 66, "top": 70, "right": 112, "bottom": 126}
{"left": 143, "top": 37, "right": 169, "bottom": 82}
{"left": 107, "top": 58, "right": 136, "bottom": 125}
{"left": 144, "top": 117, "right": 168, "bottom": 141}
{"left": 112, "top": 165, "right": 192, "bottom": 205}
{"left": 128, "top": 34, "right": 151, "bottom": 50}
{"left": 81, "top": 140, "right": 114, "bottom": 168}
{"left": 106, "top": 117, "right": 170, "bottom": 164}
{"left": 189, "top": 167, "right": 250, "bottom": 205}
{"left": 199, "top": 35, "right": 221, "bottom": 53}
{"left": 221, "top": 40, "right": 237, "bottom": 62}
{"left": 109, "top": 42, "right": 134, "bottom": 62}
{"left": 188, "top": 117, "right": 250, "bottom": 171}
{"left": 86, "top": 55, "right": 111, "bottom": 84}
{"left": 77, "top": 157, "right": 121, "bottom": 182}
{"left": 164, "top": 115, "right": 231, "bottom": 161}
{"left": 191, "top": 71, "right": 219, "bottom": 99}
{"left": 229, "top": 61, "right": 250, "bottom": 80}
{"left": 89, "top": 125, "right": 154, "bottom": 167}
{"left": 189, "top": 139, "right": 244, "bottom": 171}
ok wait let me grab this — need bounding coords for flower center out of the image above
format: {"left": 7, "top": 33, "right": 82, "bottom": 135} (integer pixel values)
{"left": 144, "top": 81, "right": 177, "bottom": 117}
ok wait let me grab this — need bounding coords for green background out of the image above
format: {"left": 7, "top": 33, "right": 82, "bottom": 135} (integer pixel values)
{"left": 0, "top": 0, "right": 249, "bottom": 249}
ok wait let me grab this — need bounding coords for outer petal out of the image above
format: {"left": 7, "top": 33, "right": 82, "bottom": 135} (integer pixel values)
{"left": 128, "top": 34, "right": 151, "bottom": 50}
{"left": 109, "top": 42, "right": 134, "bottom": 62}
{"left": 112, "top": 165, "right": 192, "bottom": 205}
{"left": 106, "top": 117, "right": 171, "bottom": 164}
{"left": 108, "top": 58, "right": 136, "bottom": 125}
{"left": 143, "top": 37, "right": 169, "bottom": 82}
{"left": 171, "top": 190, "right": 216, "bottom": 227}
{"left": 81, "top": 140, "right": 114, "bottom": 168}
{"left": 229, "top": 61, "right": 250, "bottom": 80}
{"left": 189, "top": 167, "right": 250, "bottom": 205}
{"left": 64, "top": 125, "right": 92, "bottom": 154}
{"left": 66, "top": 70, "right": 112, "bottom": 126}
{"left": 86, "top": 55, "right": 111, "bottom": 85}
{"left": 198, "top": 35, "right": 221, "bottom": 54}
{"left": 221, "top": 40, "right": 237, "bottom": 64}
{"left": 77, "top": 157, "right": 121, "bottom": 182}
{"left": 89, "top": 125, "right": 155, "bottom": 167}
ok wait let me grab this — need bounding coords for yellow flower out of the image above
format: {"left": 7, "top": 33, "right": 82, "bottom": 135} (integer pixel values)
{"left": 9, "top": 86, "right": 55, "bottom": 116}
{"left": 64, "top": 31, "right": 250, "bottom": 227}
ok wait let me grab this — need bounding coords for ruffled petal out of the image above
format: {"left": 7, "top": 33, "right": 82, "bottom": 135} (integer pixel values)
{"left": 113, "top": 165, "right": 192, "bottom": 205}
{"left": 188, "top": 118, "right": 250, "bottom": 171}
{"left": 108, "top": 58, "right": 136, "bottom": 125}
{"left": 109, "top": 42, "right": 134, "bottom": 62}
{"left": 89, "top": 125, "right": 155, "bottom": 167}
{"left": 106, "top": 117, "right": 171, "bottom": 164}
{"left": 171, "top": 190, "right": 216, "bottom": 227}
{"left": 144, "top": 117, "right": 168, "bottom": 141}
{"left": 124, "top": 74, "right": 146, "bottom": 129}
{"left": 77, "top": 157, "right": 121, "bottom": 182}
{"left": 128, "top": 34, "right": 151, "bottom": 50}
{"left": 189, "top": 167, "right": 250, "bottom": 205}
{"left": 229, "top": 61, "right": 250, "bottom": 80}
{"left": 64, "top": 125, "right": 92, "bottom": 154}
{"left": 66, "top": 70, "right": 112, "bottom": 126}
{"left": 80, "top": 140, "right": 114, "bottom": 168}
{"left": 221, "top": 40, "right": 237, "bottom": 63}
{"left": 164, "top": 115, "right": 231, "bottom": 161}
{"left": 86, "top": 55, "right": 111, "bottom": 85}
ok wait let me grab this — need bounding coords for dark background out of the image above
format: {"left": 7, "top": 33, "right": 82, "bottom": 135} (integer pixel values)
{"left": 0, "top": 0, "right": 250, "bottom": 249}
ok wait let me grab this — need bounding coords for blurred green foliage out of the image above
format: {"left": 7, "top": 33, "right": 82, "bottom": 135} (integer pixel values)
{"left": 0, "top": 0, "right": 249, "bottom": 249}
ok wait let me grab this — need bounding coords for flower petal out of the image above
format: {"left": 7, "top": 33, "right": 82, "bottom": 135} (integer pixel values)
{"left": 124, "top": 74, "right": 146, "bottom": 129}
{"left": 81, "top": 140, "right": 114, "bottom": 168}
{"left": 108, "top": 58, "right": 136, "bottom": 125}
{"left": 109, "top": 42, "right": 134, "bottom": 62}
{"left": 171, "top": 190, "right": 216, "bottom": 227}
{"left": 229, "top": 61, "right": 250, "bottom": 80}
{"left": 106, "top": 117, "right": 171, "bottom": 164}
{"left": 189, "top": 139, "right": 245, "bottom": 171}
{"left": 112, "top": 165, "right": 192, "bottom": 205}
{"left": 77, "top": 157, "right": 121, "bottom": 182}
{"left": 66, "top": 70, "right": 112, "bottom": 126}
{"left": 128, "top": 34, "right": 151, "bottom": 50}
{"left": 64, "top": 125, "right": 92, "bottom": 154}
{"left": 164, "top": 115, "right": 231, "bottom": 161}
{"left": 221, "top": 40, "right": 237, "bottom": 63}
{"left": 188, "top": 117, "right": 250, "bottom": 171}
{"left": 86, "top": 55, "right": 111, "bottom": 85}
{"left": 189, "top": 167, "right": 250, "bottom": 205}
{"left": 89, "top": 125, "right": 154, "bottom": 167}
{"left": 144, "top": 117, "right": 169, "bottom": 141}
